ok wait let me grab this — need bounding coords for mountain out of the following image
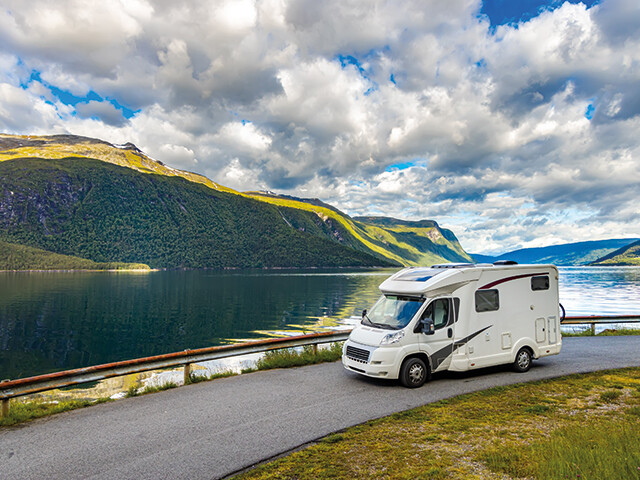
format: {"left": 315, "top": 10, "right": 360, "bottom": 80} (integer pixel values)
{"left": 471, "top": 238, "right": 639, "bottom": 266}
{"left": 353, "top": 217, "right": 473, "bottom": 265}
{"left": 0, "top": 157, "right": 391, "bottom": 268}
{"left": 0, "top": 134, "right": 472, "bottom": 269}
{"left": 591, "top": 240, "right": 640, "bottom": 266}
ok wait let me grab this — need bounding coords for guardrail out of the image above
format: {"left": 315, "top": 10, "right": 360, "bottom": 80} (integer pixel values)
{"left": 0, "top": 330, "right": 350, "bottom": 418}
{"left": 562, "top": 314, "right": 640, "bottom": 334}
{"left": 1, "top": 314, "right": 639, "bottom": 418}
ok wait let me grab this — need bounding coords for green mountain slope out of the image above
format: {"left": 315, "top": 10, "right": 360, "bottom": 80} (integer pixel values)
{"left": 591, "top": 240, "right": 640, "bottom": 266}
{"left": 0, "top": 158, "right": 391, "bottom": 268}
{"left": 0, "top": 133, "right": 472, "bottom": 268}
{"left": 0, "top": 240, "right": 150, "bottom": 271}
{"left": 353, "top": 216, "right": 473, "bottom": 265}
{"left": 471, "top": 238, "right": 639, "bottom": 266}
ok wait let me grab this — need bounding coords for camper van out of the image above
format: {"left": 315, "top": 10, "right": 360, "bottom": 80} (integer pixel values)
{"left": 342, "top": 263, "right": 563, "bottom": 388}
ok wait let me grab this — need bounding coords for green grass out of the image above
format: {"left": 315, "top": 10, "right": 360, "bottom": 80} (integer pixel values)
{"left": 233, "top": 368, "right": 640, "bottom": 480}
{"left": 484, "top": 419, "right": 640, "bottom": 480}
{"left": 0, "top": 398, "right": 111, "bottom": 427}
{"left": 255, "top": 342, "right": 343, "bottom": 371}
{"left": 562, "top": 327, "right": 640, "bottom": 337}
{"left": 141, "top": 382, "right": 178, "bottom": 395}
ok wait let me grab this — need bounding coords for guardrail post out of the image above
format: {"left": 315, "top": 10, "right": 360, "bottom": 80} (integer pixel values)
{"left": 590, "top": 322, "right": 596, "bottom": 335}
{"left": 313, "top": 343, "right": 318, "bottom": 355}
{"left": 184, "top": 363, "right": 191, "bottom": 385}
{"left": 1, "top": 379, "right": 9, "bottom": 418}
{"left": 1, "top": 399, "right": 8, "bottom": 419}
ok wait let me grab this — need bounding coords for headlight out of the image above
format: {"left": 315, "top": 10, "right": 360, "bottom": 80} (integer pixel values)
{"left": 380, "top": 330, "right": 404, "bottom": 345}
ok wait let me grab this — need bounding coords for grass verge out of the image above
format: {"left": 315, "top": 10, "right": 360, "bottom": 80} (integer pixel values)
{"left": 0, "top": 398, "right": 111, "bottom": 427}
{"left": 255, "top": 342, "right": 343, "bottom": 370}
{"left": 563, "top": 327, "right": 640, "bottom": 337}
{"left": 233, "top": 367, "right": 640, "bottom": 480}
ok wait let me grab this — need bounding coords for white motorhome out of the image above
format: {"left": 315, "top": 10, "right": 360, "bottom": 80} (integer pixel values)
{"left": 342, "top": 262, "right": 563, "bottom": 387}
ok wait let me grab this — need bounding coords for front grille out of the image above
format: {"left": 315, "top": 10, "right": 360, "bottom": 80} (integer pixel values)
{"left": 346, "top": 345, "right": 370, "bottom": 363}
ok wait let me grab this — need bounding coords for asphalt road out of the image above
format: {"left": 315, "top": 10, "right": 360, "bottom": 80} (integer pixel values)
{"left": 2, "top": 336, "right": 640, "bottom": 479}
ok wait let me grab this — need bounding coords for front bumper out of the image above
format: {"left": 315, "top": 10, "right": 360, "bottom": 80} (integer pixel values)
{"left": 342, "top": 339, "right": 402, "bottom": 379}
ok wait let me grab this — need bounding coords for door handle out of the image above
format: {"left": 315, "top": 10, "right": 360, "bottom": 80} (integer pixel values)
{"left": 447, "top": 328, "right": 453, "bottom": 338}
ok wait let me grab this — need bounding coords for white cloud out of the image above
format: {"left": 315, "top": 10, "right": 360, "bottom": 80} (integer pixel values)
{"left": 1, "top": 0, "right": 639, "bottom": 254}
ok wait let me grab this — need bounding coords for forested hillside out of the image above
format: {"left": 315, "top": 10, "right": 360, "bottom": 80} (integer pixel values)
{"left": 0, "top": 158, "right": 391, "bottom": 268}
{"left": 0, "top": 240, "right": 149, "bottom": 271}
{"left": 591, "top": 240, "right": 640, "bottom": 266}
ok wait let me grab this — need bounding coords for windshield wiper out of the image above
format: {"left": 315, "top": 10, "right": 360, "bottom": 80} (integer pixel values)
{"left": 369, "top": 321, "right": 398, "bottom": 330}
{"left": 362, "top": 314, "right": 399, "bottom": 330}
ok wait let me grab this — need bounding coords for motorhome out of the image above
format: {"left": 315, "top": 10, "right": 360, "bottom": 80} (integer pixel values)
{"left": 342, "top": 262, "right": 563, "bottom": 387}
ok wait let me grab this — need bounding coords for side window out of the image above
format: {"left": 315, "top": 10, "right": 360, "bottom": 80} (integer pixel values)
{"left": 421, "top": 299, "right": 450, "bottom": 329}
{"left": 475, "top": 289, "right": 499, "bottom": 312}
{"left": 531, "top": 275, "right": 549, "bottom": 291}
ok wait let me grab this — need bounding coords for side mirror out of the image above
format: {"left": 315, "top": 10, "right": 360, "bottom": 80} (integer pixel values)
{"left": 362, "top": 309, "right": 367, "bottom": 319}
{"left": 421, "top": 319, "right": 435, "bottom": 335}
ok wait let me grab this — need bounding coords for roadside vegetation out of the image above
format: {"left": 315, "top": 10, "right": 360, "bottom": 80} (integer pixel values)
{"left": 562, "top": 327, "right": 640, "bottom": 337}
{"left": 246, "top": 342, "right": 344, "bottom": 372}
{"left": 234, "top": 368, "right": 640, "bottom": 480}
{"left": 0, "top": 398, "right": 112, "bottom": 427}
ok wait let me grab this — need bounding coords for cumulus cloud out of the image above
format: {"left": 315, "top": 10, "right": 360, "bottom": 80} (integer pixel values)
{"left": 0, "top": 0, "right": 639, "bottom": 254}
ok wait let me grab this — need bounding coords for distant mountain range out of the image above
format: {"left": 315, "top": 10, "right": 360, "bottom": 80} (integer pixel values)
{"left": 591, "top": 239, "right": 640, "bottom": 266}
{"left": 472, "top": 238, "right": 640, "bottom": 266}
{"left": 0, "top": 134, "right": 472, "bottom": 270}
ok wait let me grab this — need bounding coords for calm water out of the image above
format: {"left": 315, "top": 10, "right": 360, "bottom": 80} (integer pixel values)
{"left": 1, "top": 266, "right": 639, "bottom": 379}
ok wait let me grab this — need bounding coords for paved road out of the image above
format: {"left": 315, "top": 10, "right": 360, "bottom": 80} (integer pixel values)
{"left": 2, "top": 336, "right": 640, "bottom": 479}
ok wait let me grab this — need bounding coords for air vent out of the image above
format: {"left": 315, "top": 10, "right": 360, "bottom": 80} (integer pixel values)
{"left": 493, "top": 260, "right": 518, "bottom": 265}
{"left": 431, "top": 263, "right": 476, "bottom": 269}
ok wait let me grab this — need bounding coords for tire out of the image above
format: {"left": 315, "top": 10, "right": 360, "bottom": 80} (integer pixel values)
{"left": 400, "top": 357, "right": 429, "bottom": 388}
{"left": 513, "top": 347, "right": 532, "bottom": 373}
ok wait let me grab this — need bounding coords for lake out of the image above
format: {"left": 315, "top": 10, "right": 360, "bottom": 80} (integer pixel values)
{"left": 1, "top": 266, "right": 639, "bottom": 379}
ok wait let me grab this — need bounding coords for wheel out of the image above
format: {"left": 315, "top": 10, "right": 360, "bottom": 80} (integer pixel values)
{"left": 400, "top": 357, "right": 428, "bottom": 388}
{"left": 513, "top": 348, "right": 532, "bottom": 373}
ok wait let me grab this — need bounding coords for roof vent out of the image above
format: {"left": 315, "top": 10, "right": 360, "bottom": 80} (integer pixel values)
{"left": 431, "top": 263, "right": 476, "bottom": 269}
{"left": 493, "top": 260, "right": 518, "bottom": 265}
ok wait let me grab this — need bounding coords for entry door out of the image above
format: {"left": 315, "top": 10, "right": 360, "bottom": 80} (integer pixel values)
{"left": 419, "top": 298, "right": 455, "bottom": 372}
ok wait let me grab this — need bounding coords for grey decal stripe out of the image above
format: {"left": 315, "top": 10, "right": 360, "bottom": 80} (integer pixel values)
{"left": 430, "top": 325, "right": 492, "bottom": 371}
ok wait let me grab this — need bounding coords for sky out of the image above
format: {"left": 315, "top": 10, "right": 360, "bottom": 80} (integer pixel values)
{"left": 1, "top": 0, "right": 639, "bottom": 255}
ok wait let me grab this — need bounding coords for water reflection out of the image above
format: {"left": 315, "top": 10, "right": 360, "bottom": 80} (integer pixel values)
{"left": 1, "top": 266, "right": 639, "bottom": 379}
{"left": 0, "top": 269, "right": 393, "bottom": 379}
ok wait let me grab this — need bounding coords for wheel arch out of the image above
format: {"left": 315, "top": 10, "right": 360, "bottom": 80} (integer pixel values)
{"left": 512, "top": 339, "right": 537, "bottom": 361}
{"left": 402, "top": 352, "right": 432, "bottom": 375}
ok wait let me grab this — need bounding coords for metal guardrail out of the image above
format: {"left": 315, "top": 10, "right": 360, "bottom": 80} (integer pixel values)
{"left": 0, "top": 330, "right": 350, "bottom": 418}
{"left": 563, "top": 315, "right": 640, "bottom": 334}
{"left": 1, "top": 315, "right": 639, "bottom": 418}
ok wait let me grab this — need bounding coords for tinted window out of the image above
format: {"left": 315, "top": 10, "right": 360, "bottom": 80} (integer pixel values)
{"left": 475, "top": 289, "right": 499, "bottom": 312}
{"left": 421, "top": 298, "right": 450, "bottom": 329}
{"left": 531, "top": 275, "right": 549, "bottom": 291}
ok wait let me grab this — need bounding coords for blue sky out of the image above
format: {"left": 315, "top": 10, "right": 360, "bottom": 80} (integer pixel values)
{"left": 481, "top": 0, "right": 600, "bottom": 25}
{"left": 1, "top": 0, "right": 639, "bottom": 254}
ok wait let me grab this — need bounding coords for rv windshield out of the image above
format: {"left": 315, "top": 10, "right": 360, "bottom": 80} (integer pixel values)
{"left": 363, "top": 295, "right": 424, "bottom": 330}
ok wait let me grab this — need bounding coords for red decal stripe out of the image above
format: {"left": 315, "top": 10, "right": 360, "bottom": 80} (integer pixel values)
{"left": 479, "top": 273, "right": 542, "bottom": 290}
